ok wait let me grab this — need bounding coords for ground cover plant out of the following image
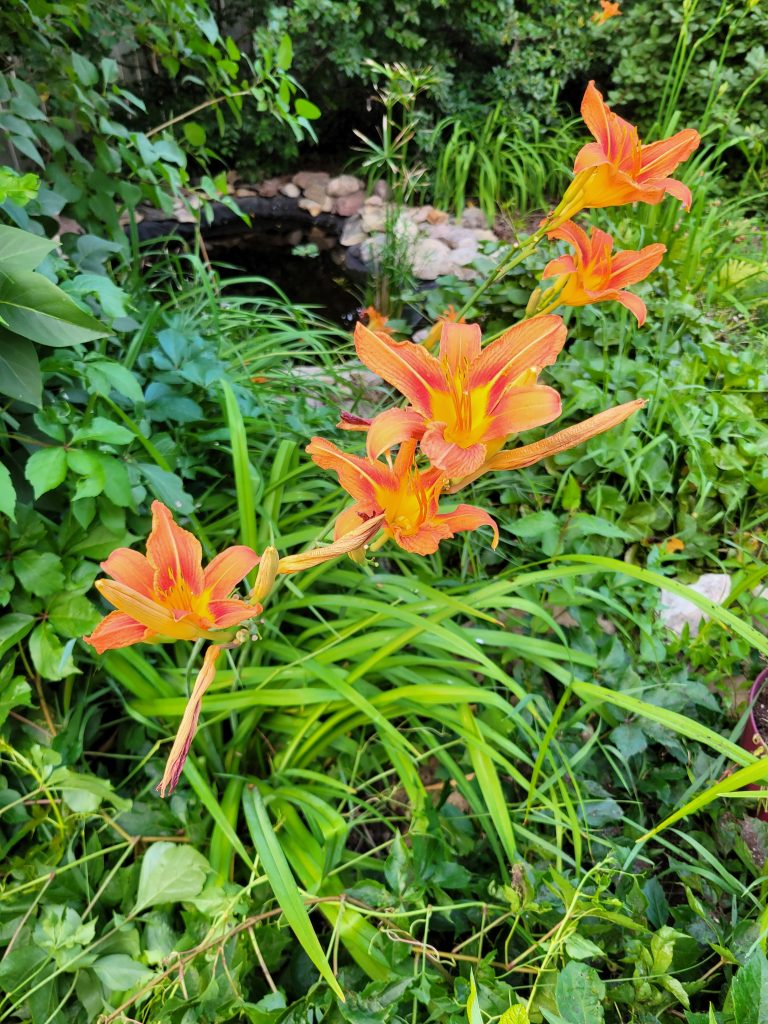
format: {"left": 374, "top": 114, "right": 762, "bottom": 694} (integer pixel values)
{"left": 1, "top": 2, "right": 768, "bottom": 1022}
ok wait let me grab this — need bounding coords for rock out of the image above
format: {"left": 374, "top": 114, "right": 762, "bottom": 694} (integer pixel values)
{"left": 473, "top": 229, "right": 498, "bottom": 243}
{"left": 426, "top": 207, "right": 449, "bottom": 224}
{"left": 303, "top": 182, "right": 330, "bottom": 205}
{"left": 411, "top": 237, "right": 453, "bottom": 280}
{"left": 280, "top": 182, "right": 301, "bottom": 198}
{"left": 340, "top": 215, "right": 367, "bottom": 246}
{"left": 234, "top": 187, "right": 257, "bottom": 197}
{"left": 361, "top": 204, "right": 387, "bottom": 233}
{"left": 450, "top": 244, "right": 479, "bottom": 267}
{"left": 361, "top": 233, "right": 387, "bottom": 263}
{"left": 373, "top": 179, "right": 391, "bottom": 200}
{"left": 461, "top": 206, "right": 488, "bottom": 229}
{"left": 410, "top": 205, "right": 434, "bottom": 224}
{"left": 257, "top": 177, "right": 285, "bottom": 198}
{"left": 334, "top": 190, "right": 364, "bottom": 217}
{"left": 298, "top": 198, "right": 323, "bottom": 217}
{"left": 286, "top": 229, "right": 303, "bottom": 246}
{"left": 391, "top": 213, "right": 419, "bottom": 245}
{"left": 365, "top": 194, "right": 383, "bottom": 207}
{"left": 427, "top": 223, "right": 481, "bottom": 249}
{"left": 659, "top": 573, "right": 732, "bottom": 637}
{"left": 292, "top": 170, "right": 330, "bottom": 191}
{"left": 327, "top": 174, "right": 363, "bottom": 197}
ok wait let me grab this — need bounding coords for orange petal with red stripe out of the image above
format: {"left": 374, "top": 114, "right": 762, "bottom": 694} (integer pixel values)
{"left": 439, "top": 504, "right": 499, "bottom": 549}
{"left": 307, "top": 437, "right": 391, "bottom": 502}
{"left": 100, "top": 548, "right": 155, "bottom": 597}
{"left": 366, "top": 407, "right": 426, "bottom": 460}
{"left": 468, "top": 316, "right": 566, "bottom": 400}
{"left": 146, "top": 501, "right": 205, "bottom": 593}
{"left": 83, "top": 611, "right": 152, "bottom": 653}
{"left": 353, "top": 322, "right": 443, "bottom": 415}
{"left": 96, "top": 579, "right": 205, "bottom": 640}
{"left": 203, "top": 546, "right": 260, "bottom": 600}
{"left": 485, "top": 385, "right": 562, "bottom": 440}
{"left": 439, "top": 322, "right": 482, "bottom": 374}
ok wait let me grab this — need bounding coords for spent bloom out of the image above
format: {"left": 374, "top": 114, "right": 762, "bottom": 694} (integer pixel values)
{"left": 543, "top": 221, "right": 666, "bottom": 325}
{"left": 568, "top": 81, "right": 700, "bottom": 211}
{"left": 346, "top": 318, "right": 567, "bottom": 478}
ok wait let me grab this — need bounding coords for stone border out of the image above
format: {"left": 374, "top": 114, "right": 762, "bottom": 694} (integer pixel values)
{"left": 133, "top": 170, "right": 503, "bottom": 281}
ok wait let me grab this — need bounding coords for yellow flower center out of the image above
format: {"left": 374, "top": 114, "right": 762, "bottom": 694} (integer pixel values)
{"left": 156, "top": 573, "right": 213, "bottom": 626}
{"left": 375, "top": 472, "right": 438, "bottom": 538}
{"left": 430, "top": 359, "right": 492, "bottom": 447}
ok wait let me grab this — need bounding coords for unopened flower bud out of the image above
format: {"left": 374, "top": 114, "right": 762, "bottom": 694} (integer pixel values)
{"left": 250, "top": 546, "right": 280, "bottom": 603}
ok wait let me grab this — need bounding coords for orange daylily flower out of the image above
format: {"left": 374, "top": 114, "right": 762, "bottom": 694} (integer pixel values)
{"left": 83, "top": 500, "right": 261, "bottom": 653}
{"left": 422, "top": 304, "right": 466, "bottom": 350}
{"left": 347, "top": 318, "right": 567, "bottom": 478}
{"left": 592, "top": 0, "right": 621, "bottom": 23}
{"left": 360, "top": 305, "right": 395, "bottom": 339}
{"left": 571, "top": 81, "right": 700, "bottom": 211}
{"left": 543, "top": 221, "right": 666, "bottom": 325}
{"left": 282, "top": 437, "right": 498, "bottom": 562}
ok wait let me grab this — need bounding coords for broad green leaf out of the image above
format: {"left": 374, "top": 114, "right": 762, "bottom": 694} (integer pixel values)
{"left": 134, "top": 842, "right": 210, "bottom": 910}
{"left": 731, "top": 952, "right": 768, "bottom": 1024}
{"left": 48, "top": 767, "right": 131, "bottom": 813}
{"left": 91, "top": 955, "right": 153, "bottom": 992}
{"left": 24, "top": 446, "right": 68, "bottom": 498}
{"left": 71, "top": 53, "right": 98, "bottom": 86}
{"left": 242, "top": 786, "right": 345, "bottom": 1000}
{"left": 565, "top": 933, "right": 605, "bottom": 960}
{"left": 556, "top": 962, "right": 605, "bottom": 1024}
{"left": 0, "top": 613, "right": 36, "bottom": 658}
{"left": 13, "top": 550, "right": 64, "bottom": 596}
{"left": 0, "top": 268, "right": 107, "bottom": 347}
{"left": 83, "top": 359, "right": 143, "bottom": 403}
{"left": 276, "top": 34, "right": 293, "bottom": 69}
{"left": 0, "top": 330, "right": 41, "bottom": 405}
{"left": 48, "top": 592, "right": 100, "bottom": 638}
{"left": 0, "top": 674, "right": 32, "bottom": 728}
{"left": 138, "top": 463, "right": 193, "bottom": 515}
{"left": 182, "top": 121, "right": 206, "bottom": 147}
{"left": 29, "top": 621, "right": 77, "bottom": 680}
{"left": 0, "top": 461, "right": 16, "bottom": 520}
{"left": 0, "top": 224, "right": 55, "bottom": 270}
{"left": 295, "top": 98, "right": 321, "bottom": 120}
{"left": 71, "top": 417, "right": 134, "bottom": 446}
{"left": 500, "top": 1009, "right": 530, "bottom": 1024}
{"left": 67, "top": 450, "right": 105, "bottom": 499}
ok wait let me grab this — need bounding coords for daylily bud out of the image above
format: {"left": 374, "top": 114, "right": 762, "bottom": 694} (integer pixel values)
{"left": 525, "top": 288, "right": 542, "bottom": 317}
{"left": 250, "top": 546, "right": 280, "bottom": 603}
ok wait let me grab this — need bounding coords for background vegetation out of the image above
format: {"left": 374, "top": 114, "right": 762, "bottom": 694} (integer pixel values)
{"left": 1, "top": 0, "right": 767, "bottom": 1021}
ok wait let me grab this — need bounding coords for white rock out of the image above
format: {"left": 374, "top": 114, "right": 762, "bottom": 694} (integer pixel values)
{"left": 659, "top": 573, "right": 732, "bottom": 637}
{"left": 292, "top": 170, "right": 330, "bottom": 190}
{"left": 340, "top": 216, "right": 367, "bottom": 246}
{"left": 450, "top": 244, "right": 479, "bottom": 267}
{"left": 361, "top": 205, "right": 387, "bottom": 233}
{"left": 461, "top": 206, "right": 488, "bottom": 229}
{"left": 428, "top": 223, "right": 478, "bottom": 249}
{"left": 411, "top": 237, "right": 453, "bottom": 280}
{"left": 280, "top": 182, "right": 301, "bottom": 198}
{"left": 327, "top": 174, "right": 363, "bottom": 197}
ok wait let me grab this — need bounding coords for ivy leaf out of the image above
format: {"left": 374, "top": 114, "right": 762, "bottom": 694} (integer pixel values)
{"left": 24, "top": 447, "right": 68, "bottom": 498}
{"left": 29, "top": 622, "right": 77, "bottom": 680}
{"left": 0, "top": 613, "right": 36, "bottom": 658}
{"left": 71, "top": 417, "right": 134, "bottom": 446}
{"left": 48, "top": 593, "right": 100, "bottom": 638}
{"left": 295, "top": 98, "right": 321, "bottom": 120}
{"left": 91, "top": 955, "right": 153, "bottom": 992}
{"left": 134, "top": 842, "right": 210, "bottom": 910}
{"left": 731, "top": 952, "right": 768, "bottom": 1024}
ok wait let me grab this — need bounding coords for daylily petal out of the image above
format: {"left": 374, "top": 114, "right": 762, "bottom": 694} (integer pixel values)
{"left": 392, "top": 519, "right": 453, "bottom": 555}
{"left": 421, "top": 424, "right": 487, "bottom": 478}
{"left": 97, "top": 579, "right": 208, "bottom": 640}
{"left": 307, "top": 437, "right": 391, "bottom": 503}
{"left": 657, "top": 176, "right": 693, "bottom": 210}
{"left": 366, "top": 407, "right": 426, "bottom": 460}
{"left": 208, "top": 598, "right": 261, "bottom": 629}
{"left": 580, "top": 79, "right": 614, "bottom": 151}
{"left": 157, "top": 643, "right": 222, "bottom": 797}
{"left": 203, "top": 546, "right": 260, "bottom": 600}
{"left": 353, "top": 322, "right": 443, "bottom": 415}
{"left": 438, "top": 504, "right": 499, "bottom": 549}
{"left": 542, "top": 256, "right": 576, "bottom": 279}
{"left": 100, "top": 548, "right": 155, "bottom": 597}
{"left": 484, "top": 385, "right": 562, "bottom": 440}
{"left": 614, "top": 290, "right": 648, "bottom": 325}
{"left": 548, "top": 220, "right": 594, "bottom": 262}
{"left": 337, "top": 411, "right": 373, "bottom": 431}
{"left": 333, "top": 502, "right": 377, "bottom": 540}
{"left": 639, "top": 129, "right": 701, "bottom": 181}
{"left": 468, "top": 315, "right": 567, "bottom": 399}
{"left": 609, "top": 243, "right": 666, "bottom": 288}
{"left": 146, "top": 501, "right": 205, "bottom": 594}
{"left": 485, "top": 399, "right": 646, "bottom": 472}
{"left": 439, "top": 322, "right": 482, "bottom": 374}
{"left": 83, "top": 611, "right": 153, "bottom": 654}
{"left": 278, "top": 514, "right": 385, "bottom": 574}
